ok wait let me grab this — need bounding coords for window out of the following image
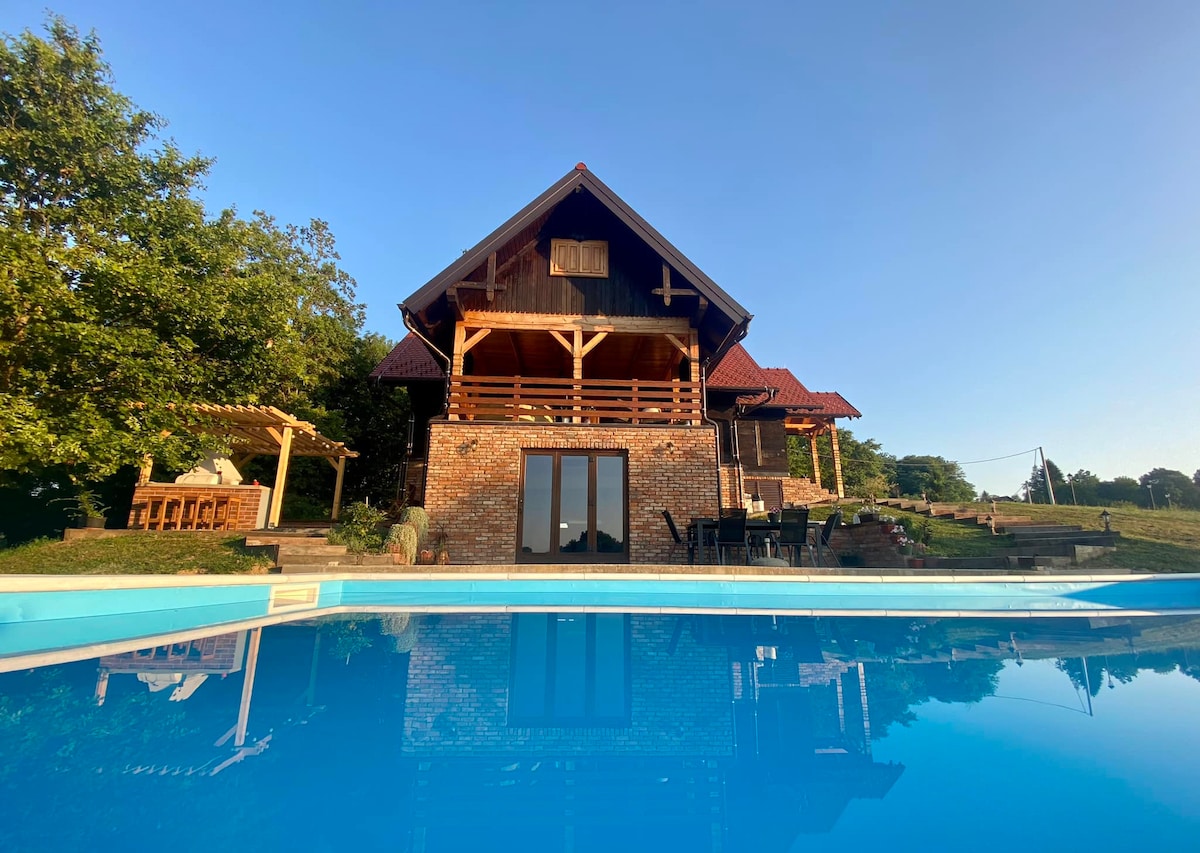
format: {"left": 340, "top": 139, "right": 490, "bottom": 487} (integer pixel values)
{"left": 509, "top": 613, "right": 630, "bottom": 727}
{"left": 518, "top": 451, "right": 627, "bottom": 562}
{"left": 550, "top": 238, "right": 609, "bottom": 277}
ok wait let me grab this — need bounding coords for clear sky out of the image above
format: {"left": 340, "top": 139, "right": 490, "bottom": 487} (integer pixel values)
{"left": 6, "top": 1, "right": 1199, "bottom": 495}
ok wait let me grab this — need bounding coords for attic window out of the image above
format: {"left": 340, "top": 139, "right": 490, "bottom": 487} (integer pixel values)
{"left": 550, "top": 239, "right": 608, "bottom": 278}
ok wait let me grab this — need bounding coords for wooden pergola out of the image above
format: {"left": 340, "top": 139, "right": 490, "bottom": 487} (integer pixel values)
{"left": 184, "top": 404, "right": 358, "bottom": 526}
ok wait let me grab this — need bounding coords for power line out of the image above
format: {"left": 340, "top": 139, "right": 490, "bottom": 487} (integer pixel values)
{"left": 803, "top": 447, "right": 1041, "bottom": 468}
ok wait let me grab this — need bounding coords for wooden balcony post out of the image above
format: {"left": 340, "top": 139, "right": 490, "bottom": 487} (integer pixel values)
{"left": 810, "top": 434, "right": 822, "bottom": 490}
{"left": 235, "top": 628, "right": 262, "bottom": 748}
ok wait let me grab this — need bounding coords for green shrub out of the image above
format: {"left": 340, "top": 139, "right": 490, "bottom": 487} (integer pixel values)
{"left": 328, "top": 501, "right": 388, "bottom": 553}
{"left": 384, "top": 523, "right": 418, "bottom": 564}
{"left": 399, "top": 506, "right": 429, "bottom": 543}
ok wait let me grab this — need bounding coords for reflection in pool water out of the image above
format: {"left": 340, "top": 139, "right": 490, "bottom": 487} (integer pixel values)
{"left": 2, "top": 613, "right": 1200, "bottom": 851}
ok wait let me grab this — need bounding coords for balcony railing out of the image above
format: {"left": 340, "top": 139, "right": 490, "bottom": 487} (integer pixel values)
{"left": 448, "top": 375, "right": 702, "bottom": 425}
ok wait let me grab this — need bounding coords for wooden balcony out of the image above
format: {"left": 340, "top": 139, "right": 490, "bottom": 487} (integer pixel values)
{"left": 448, "top": 375, "right": 702, "bottom": 425}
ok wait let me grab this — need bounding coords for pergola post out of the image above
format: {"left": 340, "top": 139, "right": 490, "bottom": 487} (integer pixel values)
{"left": 268, "top": 426, "right": 293, "bottom": 528}
{"left": 332, "top": 456, "right": 347, "bottom": 521}
{"left": 810, "top": 435, "right": 822, "bottom": 489}
{"left": 235, "top": 627, "right": 262, "bottom": 748}
{"left": 829, "top": 422, "right": 845, "bottom": 499}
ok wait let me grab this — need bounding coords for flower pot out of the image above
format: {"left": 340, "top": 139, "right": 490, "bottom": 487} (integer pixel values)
{"left": 767, "top": 512, "right": 781, "bottom": 523}
{"left": 907, "top": 557, "right": 926, "bottom": 569}
{"left": 858, "top": 513, "right": 878, "bottom": 523}
{"left": 80, "top": 516, "right": 105, "bottom": 529}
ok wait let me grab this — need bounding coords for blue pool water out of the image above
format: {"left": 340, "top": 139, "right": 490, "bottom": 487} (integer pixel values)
{"left": 4, "top": 574, "right": 1200, "bottom": 659}
{"left": 2, "top": 609, "right": 1199, "bottom": 851}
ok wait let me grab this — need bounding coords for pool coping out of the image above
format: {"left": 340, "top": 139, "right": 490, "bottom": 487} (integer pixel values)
{"left": 0, "top": 568, "right": 1183, "bottom": 592}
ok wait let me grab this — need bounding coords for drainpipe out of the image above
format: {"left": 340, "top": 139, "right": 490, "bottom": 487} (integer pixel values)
{"left": 701, "top": 318, "right": 751, "bottom": 513}
{"left": 701, "top": 364, "right": 724, "bottom": 512}
{"left": 400, "top": 303, "right": 452, "bottom": 505}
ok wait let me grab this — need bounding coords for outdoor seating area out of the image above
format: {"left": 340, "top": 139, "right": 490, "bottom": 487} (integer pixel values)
{"left": 664, "top": 508, "right": 843, "bottom": 568}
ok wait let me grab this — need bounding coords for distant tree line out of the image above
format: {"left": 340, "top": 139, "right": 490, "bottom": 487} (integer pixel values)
{"left": 789, "top": 429, "right": 1197, "bottom": 510}
{"left": 1019, "top": 460, "right": 1200, "bottom": 509}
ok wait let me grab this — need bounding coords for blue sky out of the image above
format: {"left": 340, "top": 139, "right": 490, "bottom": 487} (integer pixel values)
{"left": 6, "top": 1, "right": 1198, "bottom": 495}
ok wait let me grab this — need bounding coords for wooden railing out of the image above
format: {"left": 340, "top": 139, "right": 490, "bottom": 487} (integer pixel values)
{"left": 448, "top": 375, "right": 702, "bottom": 425}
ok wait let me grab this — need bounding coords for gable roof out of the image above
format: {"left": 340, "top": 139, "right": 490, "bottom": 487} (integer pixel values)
{"left": 369, "top": 333, "right": 445, "bottom": 382}
{"left": 707, "top": 344, "right": 860, "bottom": 419}
{"left": 401, "top": 164, "right": 752, "bottom": 328}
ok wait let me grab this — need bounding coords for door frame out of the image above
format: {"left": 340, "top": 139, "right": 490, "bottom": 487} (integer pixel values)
{"left": 516, "top": 449, "right": 629, "bottom": 563}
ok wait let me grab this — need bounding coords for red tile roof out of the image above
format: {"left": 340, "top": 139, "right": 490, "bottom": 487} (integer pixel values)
{"left": 707, "top": 344, "right": 859, "bottom": 419}
{"left": 369, "top": 334, "right": 446, "bottom": 382}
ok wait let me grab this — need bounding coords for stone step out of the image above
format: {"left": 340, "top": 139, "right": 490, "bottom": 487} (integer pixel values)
{"left": 275, "top": 543, "right": 347, "bottom": 556}
{"left": 1003, "top": 525, "right": 1084, "bottom": 536}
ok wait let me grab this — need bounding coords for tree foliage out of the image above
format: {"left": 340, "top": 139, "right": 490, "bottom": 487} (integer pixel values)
{"left": 0, "top": 18, "right": 362, "bottom": 484}
{"left": 891, "top": 455, "right": 975, "bottom": 502}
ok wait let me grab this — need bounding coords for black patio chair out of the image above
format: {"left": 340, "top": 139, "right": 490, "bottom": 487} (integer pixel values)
{"left": 816, "top": 509, "right": 843, "bottom": 567}
{"left": 773, "top": 507, "right": 816, "bottom": 567}
{"left": 662, "top": 509, "right": 696, "bottom": 565}
{"left": 716, "top": 508, "right": 751, "bottom": 566}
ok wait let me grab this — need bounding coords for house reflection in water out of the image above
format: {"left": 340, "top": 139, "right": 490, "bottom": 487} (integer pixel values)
{"left": 401, "top": 614, "right": 903, "bottom": 851}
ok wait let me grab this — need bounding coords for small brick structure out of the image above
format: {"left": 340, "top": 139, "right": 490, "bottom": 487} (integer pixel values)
{"left": 423, "top": 421, "right": 719, "bottom": 565}
{"left": 829, "top": 518, "right": 911, "bottom": 568}
{"left": 128, "top": 483, "right": 269, "bottom": 531}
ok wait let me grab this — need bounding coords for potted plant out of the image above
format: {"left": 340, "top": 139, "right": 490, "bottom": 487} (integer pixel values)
{"left": 767, "top": 505, "right": 782, "bottom": 523}
{"left": 59, "top": 488, "right": 109, "bottom": 529}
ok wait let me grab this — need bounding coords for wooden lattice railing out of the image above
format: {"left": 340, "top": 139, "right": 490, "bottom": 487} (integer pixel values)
{"left": 448, "top": 375, "right": 702, "bottom": 425}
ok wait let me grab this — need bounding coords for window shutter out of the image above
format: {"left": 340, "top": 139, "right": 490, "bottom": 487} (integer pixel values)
{"left": 551, "top": 239, "right": 608, "bottom": 278}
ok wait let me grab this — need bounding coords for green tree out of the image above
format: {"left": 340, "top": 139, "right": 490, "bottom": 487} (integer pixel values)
{"left": 0, "top": 19, "right": 361, "bottom": 490}
{"left": 892, "top": 455, "right": 975, "bottom": 502}
{"left": 1139, "top": 468, "right": 1200, "bottom": 510}
{"left": 787, "top": 428, "right": 894, "bottom": 498}
{"left": 1023, "top": 459, "right": 1067, "bottom": 504}
{"left": 1096, "top": 475, "right": 1142, "bottom": 506}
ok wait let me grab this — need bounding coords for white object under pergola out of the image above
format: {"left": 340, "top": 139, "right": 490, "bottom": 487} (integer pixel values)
{"left": 143, "top": 404, "right": 358, "bottom": 526}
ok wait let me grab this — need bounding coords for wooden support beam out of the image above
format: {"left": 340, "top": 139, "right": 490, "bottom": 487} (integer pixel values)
{"left": 549, "top": 329, "right": 574, "bottom": 352}
{"left": 137, "top": 456, "right": 153, "bottom": 486}
{"left": 94, "top": 670, "right": 109, "bottom": 706}
{"left": 689, "top": 330, "right": 700, "bottom": 385}
{"left": 829, "top": 422, "right": 845, "bottom": 498}
{"left": 462, "top": 310, "right": 691, "bottom": 335}
{"left": 461, "top": 327, "right": 491, "bottom": 355}
{"left": 331, "top": 456, "right": 347, "bottom": 521}
{"left": 661, "top": 262, "right": 671, "bottom": 306}
{"left": 580, "top": 331, "right": 608, "bottom": 357}
{"left": 235, "top": 628, "right": 262, "bottom": 748}
{"left": 573, "top": 329, "right": 583, "bottom": 423}
{"left": 810, "top": 436, "right": 822, "bottom": 490}
{"left": 267, "top": 426, "right": 293, "bottom": 528}
{"left": 234, "top": 454, "right": 257, "bottom": 471}
{"left": 664, "top": 333, "right": 690, "bottom": 359}
{"left": 486, "top": 251, "right": 496, "bottom": 301}
{"left": 451, "top": 324, "right": 467, "bottom": 378}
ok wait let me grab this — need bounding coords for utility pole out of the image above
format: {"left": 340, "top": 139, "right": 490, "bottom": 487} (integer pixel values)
{"left": 1039, "top": 446, "right": 1056, "bottom": 505}
{"left": 1147, "top": 483, "right": 1157, "bottom": 510}
{"left": 1067, "top": 474, "right": 1077, "bottom": 505}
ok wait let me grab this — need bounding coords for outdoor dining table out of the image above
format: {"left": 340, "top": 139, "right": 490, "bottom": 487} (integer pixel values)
{"left": 688, "top": 517, "right": 826, "bottom": 567}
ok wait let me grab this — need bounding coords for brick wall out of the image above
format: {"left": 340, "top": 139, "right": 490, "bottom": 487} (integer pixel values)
{"left": 403, "top": 614, "right": 734, "bottom": 757}
{"left": 128, "top": 484, "right": 266, "bottom": 531}
{"left": 719, "top": 466, "right": 836, "bottom": 509}
{"left": 423, "top": 422, "right": 719, "bottom": 564}
{"left": 830, "top": 519, "right": 909, "bottom": 567}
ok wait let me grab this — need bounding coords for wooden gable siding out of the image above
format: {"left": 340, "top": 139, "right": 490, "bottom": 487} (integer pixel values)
{"left": 455, "top": 191, "right": 694, "bottom": 319}
{"left": 735, "top": 418, "right": 789, "bottom": 474}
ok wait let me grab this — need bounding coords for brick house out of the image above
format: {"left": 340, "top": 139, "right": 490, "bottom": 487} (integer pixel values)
{"left": 372, "top": 165, "right": 858, "bottom": 565}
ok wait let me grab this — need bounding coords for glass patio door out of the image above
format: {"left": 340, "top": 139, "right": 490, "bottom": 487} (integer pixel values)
{"left": 518, "top": 452, "right": 627, "bottom": 562}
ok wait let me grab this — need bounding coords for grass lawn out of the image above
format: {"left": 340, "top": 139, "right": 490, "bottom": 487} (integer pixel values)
{"left": 0, "top": 532, "right": 273, "bottom": 575}
{"left": 876, "top": 501, "right": 1200, "bottom": 572}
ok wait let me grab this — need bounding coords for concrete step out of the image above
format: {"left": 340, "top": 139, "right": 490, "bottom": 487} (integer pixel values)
{"left": 1003, "top": 525, "right": 1084, "bottom": 536}
{"left": 275, "top": 543, "right": 347, "bottom": 556}
{"left": 1005, "top": 532, "right": 1118, "bottom": 547}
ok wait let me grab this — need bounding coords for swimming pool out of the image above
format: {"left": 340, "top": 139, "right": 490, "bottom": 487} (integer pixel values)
{"left": 3, "top": 571, "right": 1200, "bottom": 668}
